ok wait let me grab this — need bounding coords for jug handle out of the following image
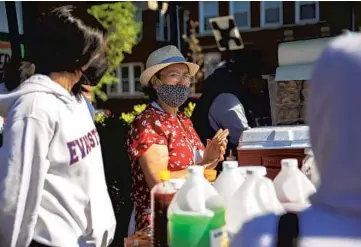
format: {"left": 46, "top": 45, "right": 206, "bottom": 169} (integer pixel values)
{"left": 192, "top": 178, "right": 207, "bottom": 213}
{"left": 255, "top": 179, "right": 281, "bottom": 211}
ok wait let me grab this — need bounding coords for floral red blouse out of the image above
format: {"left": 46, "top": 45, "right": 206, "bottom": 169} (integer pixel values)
{"left": 126, "top": 103, "right": 205, "bottom": 231}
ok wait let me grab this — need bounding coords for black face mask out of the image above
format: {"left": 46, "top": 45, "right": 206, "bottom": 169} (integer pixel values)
{"left": 72, "top": 53, "right": 109, "bottom": 97}
{"left": 80, "top": 53, "right": 108, "bottom": 86}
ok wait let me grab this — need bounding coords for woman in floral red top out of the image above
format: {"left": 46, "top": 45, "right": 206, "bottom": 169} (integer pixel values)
{"left": 126, "top": 46, "right": 229, "bottom": 233}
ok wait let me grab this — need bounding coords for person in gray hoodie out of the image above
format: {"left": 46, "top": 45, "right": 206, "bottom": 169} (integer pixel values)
{"left": 230, "top": 33, "right": 361, "bottom": 247}
{"left": 0, "top": 5, "right": 115, "bottom": 247}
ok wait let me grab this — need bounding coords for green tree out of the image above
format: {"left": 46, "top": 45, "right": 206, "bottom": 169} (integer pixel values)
{"left": 182, "top": 20, "right": 204, "bottom": 84}
{"left": 88, "top": 2, "right": 141, "bottom": 101}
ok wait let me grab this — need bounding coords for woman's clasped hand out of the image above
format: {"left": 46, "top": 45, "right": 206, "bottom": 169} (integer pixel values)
{"left": 201, "top": 129, "right": 229, "bottom": 169}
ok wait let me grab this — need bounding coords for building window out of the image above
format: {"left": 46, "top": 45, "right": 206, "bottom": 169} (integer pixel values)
{"left": 204, "top": 53, "right": 221, "bottom": 79}
{"left": 199, "top": 2, "right": 218, "bottom": 33}
{"left": 183, "top": 9, "right": 190, "bottom": 36}
{"left": 295, "top": 1, "right": 319, "bottom": 24}
{"left": 156, "top": 11, "right": 170, "bottom": 41}
{"left": 107, "top": 63, "right": 144, "bottom": 97}
{"left": 229, "top": 1, "right": 251, "bottom": 29}
{"left": 135, "top": 8, "right": 143, "bottom": 42}
{"left": 261, "top": 1, "right": 282, "bottom": 27}
{"left": 0, "top": 1, "right": 24, "bottom": 34}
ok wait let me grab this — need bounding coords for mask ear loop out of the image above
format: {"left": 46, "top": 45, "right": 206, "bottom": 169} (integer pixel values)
{"left": 70, "top": 69, "right": 90, "bottom": 101}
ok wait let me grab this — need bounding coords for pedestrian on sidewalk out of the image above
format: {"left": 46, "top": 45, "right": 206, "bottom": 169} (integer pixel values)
{"left": 0, "top": 5, "right": 115, "bottom": 247}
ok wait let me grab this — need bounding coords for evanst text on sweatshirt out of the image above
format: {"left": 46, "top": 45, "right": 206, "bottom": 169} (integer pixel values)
{"left": 0, "top": 75, "right": 116, "bottom": 247}
{"left": 230, "top": 34, "right": 361, "bottom": 247}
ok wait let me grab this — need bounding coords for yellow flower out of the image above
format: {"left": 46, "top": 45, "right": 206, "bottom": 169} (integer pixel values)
{"left": 94, "top": 111, "right": 107, "bottom": 125}
{"left": 121, "top": 112, "right": 136, "bottom": 124}
{"left": 183, "top": 102, "right": 196, "bottom": 118}
{"left": 133, "top": 104, "right": 147, "bottom": 115}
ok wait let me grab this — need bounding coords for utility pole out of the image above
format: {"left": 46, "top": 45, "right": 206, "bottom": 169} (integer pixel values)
{"left": 169, "top": 2, "right": 180, "bottom": 48}
{"left": 5, "top": 1, "right": 21, "bottom": 62}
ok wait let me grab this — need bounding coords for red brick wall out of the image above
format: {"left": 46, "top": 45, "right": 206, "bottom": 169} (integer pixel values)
{"left": 27, "top": 1, "right": 352, "bottom": 114}
{"left": 101, "top": 2, "right": 352, "bottom": 113}
{"left": 182, "top": 1, "right": 351, "bottom": 73}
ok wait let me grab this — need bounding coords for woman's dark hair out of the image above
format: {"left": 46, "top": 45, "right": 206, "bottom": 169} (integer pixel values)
{"left": 33, "top": 5, "right": 106, "bottom": 74}
{"left": 143, "top": 85, "right": 158, "bottom": 101}
{"left": 4, "top": 5, "right": 106, "bottom": 91}
{"left": 142, "top": 75, "right": 159, "bottom": 101}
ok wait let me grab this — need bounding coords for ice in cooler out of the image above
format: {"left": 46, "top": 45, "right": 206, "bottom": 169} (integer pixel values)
{"left": 167, "top": 166, "right": 228, "bottom": 247}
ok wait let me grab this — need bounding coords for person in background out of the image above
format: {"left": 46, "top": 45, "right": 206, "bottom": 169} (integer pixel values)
{"left": 0, "top": 6, "right": 115, "bottom": 247}
{"left": 230, "top": 33, "right": 361, "bottom": 247}
{"left": 3, "top": 60, "right": 36, "bottom": 91}
{"left": 191, "top": 50, "right": 263, "bottom": 161}
{"left": 126, "top": 45, "right": 229, "bottom": 233}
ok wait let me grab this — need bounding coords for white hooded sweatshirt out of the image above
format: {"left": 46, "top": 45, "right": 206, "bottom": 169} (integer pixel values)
{"left": 230, "top": 34, "right": 361, "bottom": 247}
{"left": 0, "top": 75, "right": 116, "bottom": 247}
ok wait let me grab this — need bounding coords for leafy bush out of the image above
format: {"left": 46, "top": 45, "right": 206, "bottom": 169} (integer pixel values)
{"left": 88, "top": 2, "right": 141, "bottom": 101}
{"left": 96, "top": 102, "right": 197, "bottom": 127}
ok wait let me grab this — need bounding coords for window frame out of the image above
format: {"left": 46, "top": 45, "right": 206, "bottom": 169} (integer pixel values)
{"left": 229, "top": 1, "right": 251, "bottom": 30}
{"left": 199, "top": 1, "right": 219, "bottom": 34}
{"left": 106, "top": 63, "right": 145, "bottom": 97}
{"left": 295, "top": 1, "right": 319, "bottom": 24}
{"left": 260, "top": 1, "right": 283, "bottom": 27}
{"left": 183, "top": 9, "right": 190, "bottom": 36}
{"left": 156, "top": 11, "right": 171, "bottom": 41}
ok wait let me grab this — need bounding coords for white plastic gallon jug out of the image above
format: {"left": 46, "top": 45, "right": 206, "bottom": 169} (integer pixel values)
{"left": 227, "top": 169, "right": 284, "bottom": 236}
{"left": 302, "top": 148, "right": 320, "bottom": 188}
{"left": 169, "top": 178, "right": 186, "bottom": 190}
{"left": 168, "top": 166, "right": 228, "bottom": 247}
{"left": 273, "top": 159, "right": 316, "bottom": 212}
{"left": 238, "top": 166, "right": 267, "bottom": 177}
{"left": 213, "top": 161, "right": 245, "bottom": 206}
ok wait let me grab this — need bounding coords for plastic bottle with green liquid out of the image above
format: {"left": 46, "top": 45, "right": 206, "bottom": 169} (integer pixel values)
{"left": 167, "top": 166, "right": 228, "bottom": 247}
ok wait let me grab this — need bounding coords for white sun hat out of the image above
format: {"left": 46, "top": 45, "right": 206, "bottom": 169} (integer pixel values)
{"left": 140, "top": 45, "right": 200, "bottom": 86}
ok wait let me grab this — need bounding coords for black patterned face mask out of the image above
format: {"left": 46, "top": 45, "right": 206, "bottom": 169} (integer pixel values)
{"left": 156, "top": 84, "right": 190, "bottom": 107}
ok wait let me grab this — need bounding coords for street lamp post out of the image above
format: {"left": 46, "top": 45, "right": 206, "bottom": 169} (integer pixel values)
{"left": 169, "top": 2, "right": 179, "bottom": 48}
{"left": 5, "top": 1, "right": 21, "bottom": 63}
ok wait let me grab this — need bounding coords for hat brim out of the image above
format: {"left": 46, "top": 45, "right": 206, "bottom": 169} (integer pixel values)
{"left": 140, "top": 62, "right": 200, "bottom": 86}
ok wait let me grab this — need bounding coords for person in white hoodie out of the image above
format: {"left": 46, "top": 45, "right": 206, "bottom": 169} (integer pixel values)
{"left": 0, "top": 5, "right": 116, "bottom": 247}
{"left": 230, "top": 33, "right": 361, "bottom": 247}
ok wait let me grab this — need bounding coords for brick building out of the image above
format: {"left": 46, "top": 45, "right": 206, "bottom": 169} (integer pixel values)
{"left": 102, "top": 1, "right": 358, "bottom": 114}
{"left": 0, "top": 1, "right": 360, "bottom": 114}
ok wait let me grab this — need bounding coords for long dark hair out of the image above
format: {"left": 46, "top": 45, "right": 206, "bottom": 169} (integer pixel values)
{"left": 3, "top": 5, "right": 106, "bottom": 91}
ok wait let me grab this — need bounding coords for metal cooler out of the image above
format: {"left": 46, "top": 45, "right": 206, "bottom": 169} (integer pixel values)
{"left": 237, "top": 125, "right": 310, "bottom": 179}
